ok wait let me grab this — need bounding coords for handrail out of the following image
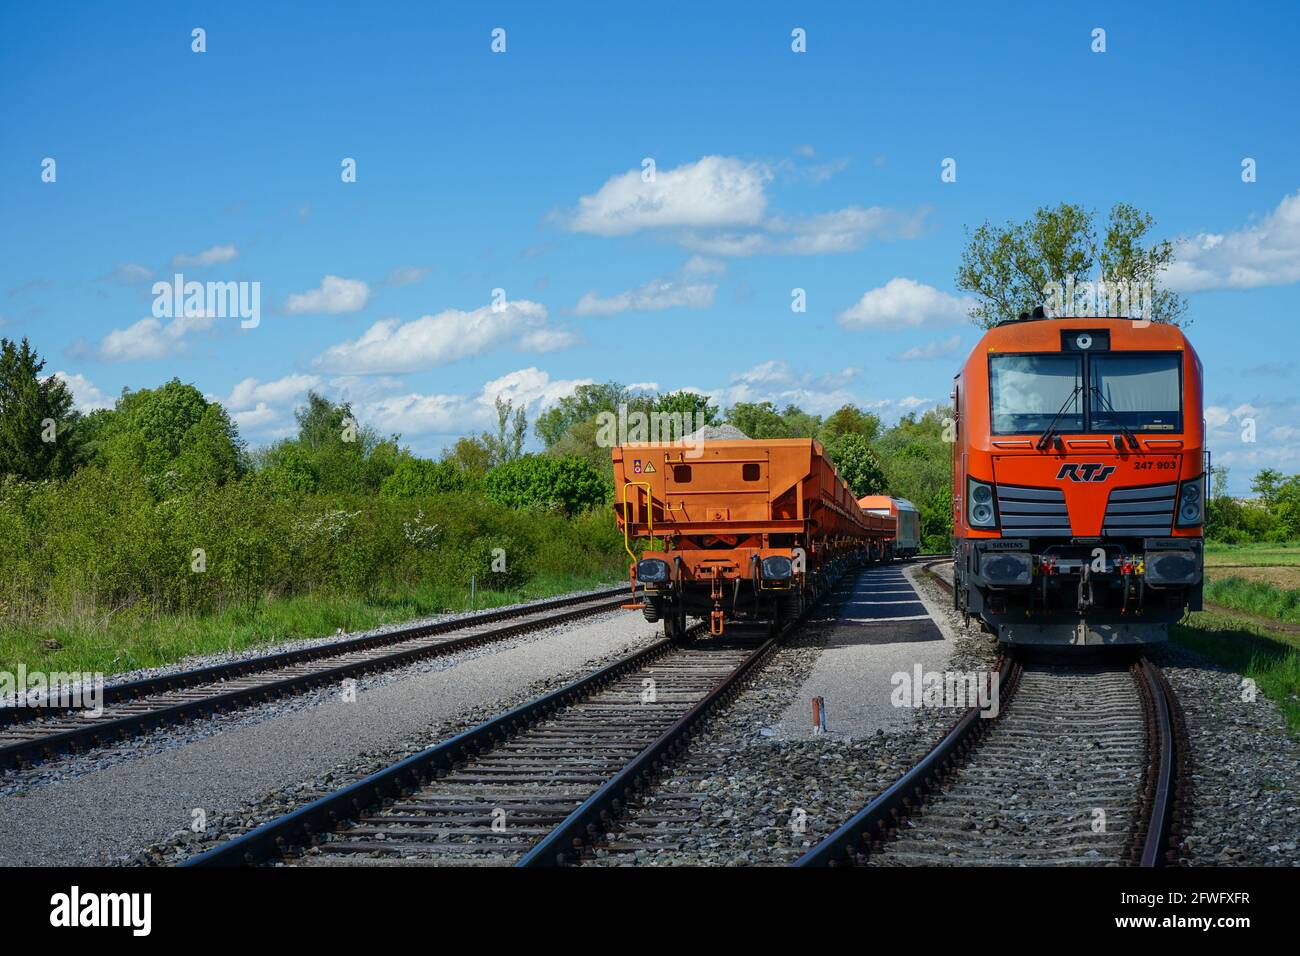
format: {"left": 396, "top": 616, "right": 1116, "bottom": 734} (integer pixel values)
{"left": 621, "top": 480, "right": 654, "bottom": 563}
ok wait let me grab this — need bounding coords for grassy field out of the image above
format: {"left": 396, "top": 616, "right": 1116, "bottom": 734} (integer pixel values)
{"left": 1168, "top": 540, "right": 1300, "bottom": 732}
{"left": 1205, "top": 540, "right": 1300, "bottom": 567}
{"left": 0, "top": 570, "right": 622, "bottom": 678}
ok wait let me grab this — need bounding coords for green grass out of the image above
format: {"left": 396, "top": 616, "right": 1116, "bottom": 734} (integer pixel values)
{"left": 1204, "top": 576, "right": 1300, "bottom": 625}
{"left": 1205, "top": 540, "right": 1300, "bottom": 567}
{"left": 1172, "top": 610, "right": 1300, "bottom": 734}
{"left": 0, "top": 570, "right": 622, "bottom": 678}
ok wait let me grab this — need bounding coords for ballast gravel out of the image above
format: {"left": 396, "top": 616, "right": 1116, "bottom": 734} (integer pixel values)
{"left": 1147, "top": 641, "right": 1300, "bottom": 866}
{"left": 583, "top": 567, "right": 1001, "bottom": 866}
{"left": 0, "top": 606, "right": 659, "bottom": 866}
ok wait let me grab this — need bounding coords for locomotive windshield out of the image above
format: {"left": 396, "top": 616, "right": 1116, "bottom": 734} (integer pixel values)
{"left": 1088, "top": 353, "right": 1182, "bottom": 431}
{"left": 989, "top": 354, "right": 1083, "bottom": 434}
{"left": 989, "top": 350, "right": 1183, "bottom": 434}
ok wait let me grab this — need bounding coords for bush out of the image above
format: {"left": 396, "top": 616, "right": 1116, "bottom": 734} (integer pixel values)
{"left": 484, "top": 454, "right": 608, "bottom": 514}
{"left": 380, "top": 456, "right": 476, "bottom": 497}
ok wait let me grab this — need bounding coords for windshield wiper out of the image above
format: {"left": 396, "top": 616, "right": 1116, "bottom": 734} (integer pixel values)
{"left": 1090, "top": 385, "right": 1141, "bottom": 451}
{"left": 1035, "top": 384, "right": 1082, "bottom": 451}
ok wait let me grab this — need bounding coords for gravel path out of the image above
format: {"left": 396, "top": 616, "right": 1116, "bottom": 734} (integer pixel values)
{"left": 1148, "top": 641, "right": 1300, "bottom": 866}
{"left": 583, "top": 565, "right": 1000, "bottom": 866}
{"left": 0, "top": 608, "right": 659, "bottom": 866}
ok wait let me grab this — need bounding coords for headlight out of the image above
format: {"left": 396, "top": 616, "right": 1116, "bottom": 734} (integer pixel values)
{"left": 636, "top": 558, "right": 670, "bottom": 583}
{"left": 761, "top": 555, "right": 794, "bottom": 581}
{"left": 968, "top": 478, "right": 997, "bottom": 529}
{"left": 1176, "top": 477, "right": 1203, "bottom": 527}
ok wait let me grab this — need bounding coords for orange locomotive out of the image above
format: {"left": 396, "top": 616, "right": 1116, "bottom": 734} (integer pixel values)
{"left": 613, "top": 438, "right": 895, "bottom": 638}
{"left": 952, "top": 314, "right": 1206, "bottom": 645}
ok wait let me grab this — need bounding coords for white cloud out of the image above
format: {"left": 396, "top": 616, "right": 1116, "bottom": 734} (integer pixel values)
{"left": 171, "top": 244, "right": 238, "bottom": 268}
{"left": 680, "top": 205, "right": 927, "bottom": 257}
{"left": 837, "top": 278, "right": 974, "bottom": 330}
{"left": 103, "top": 263, "right": 152, "bottom": 284}
{"left": 1203, "top": 398, "right": 1300, "bottom": 492}
{"left": 50, "top": 371, "right": 113, "bottom": 411}
{"left": 359, "top": 367, "right": 592, "bottom": 437}
{"left": 767, "top": 206, "right": 926, "bottom": 255}
{"left": 897, "top": 335, "right": 963, "bottom": 361}
{"left": 569, "top": 155, "right": 925, "bottom": 257}
{"left": 568, "top": 156, "right": 771, "bottom": 236}
{"left": 677, "top": 232, "right": 767, "bottom": 257}
{"left": 702, "top": 360, "right": 864, "bottom": 416}
{"left": 284, "top": 275, "right": 371, "bottom": 315}
{"left": 683, "top": 256, "right": 726, "bottom": 276}
{"left": 574, "top": 277, "right": 716, "bottom": 317}
{"left": 232, "top": 402, "right": 279, "bottom": 430}
{"left": 313, "top": 299, "right": 567, "bottom": 373}
{"left": 518, "top": 327, "right": 584, "bottom": 352}
{"left": 1166, "top": 191, "right": 1300, "bottom": 292}
{"left": 226, "top": 373, "right": 322, "bottom": 411}
{"left": 95, "top": 311, "right": 219, "bottom": 361}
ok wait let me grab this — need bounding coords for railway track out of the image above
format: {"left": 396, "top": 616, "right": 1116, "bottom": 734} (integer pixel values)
{"left": 184, "top": 630, "right": 779, "bottom": 867}
{"left": 0, "top": 588, "right": 626, "bottom": 771}
{"left": 182, "top": 565, "right": 870, "bottom": 867}
{"left": 796, "top": 560, "right": 1191, "bottom": 867}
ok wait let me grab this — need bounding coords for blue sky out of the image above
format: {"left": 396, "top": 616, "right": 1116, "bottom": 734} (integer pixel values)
{"left": 2, "top": 1, "right": 1298, "bottom": 493}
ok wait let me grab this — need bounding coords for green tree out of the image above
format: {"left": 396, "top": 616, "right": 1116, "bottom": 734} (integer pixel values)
{"left": 482, "top": 396, "right": 526, "bottom": 467}
{"left": 957, "top": 202, "right": 1187, "bottom": 328}
{"left": 1251, "top": 468, "right": 1284, "bottom": 507}
{"left": 535, "top": 382, "right": 651, "bottom": 448}
{"left": 380, "top": 455, "right": 473, "bottom": 497}
{"left": 820, "top": 404, "right": 881, "bottom": 445}
{"left": 443, "top": 435, "right": 493, "bottom": 478}
{"left": 725, "top": 401, "right": 822, "bottom": 439}
{"left": 484, "top": 454, "right": 608, "bottom": 514}
{"left": 656, "top": 390, "right": 719, "bottom": 430}
{"left": 258, "top": 390, "right": 398, "bottom": 494}
{"left": 826, "top": 433, "right": 886, "bottom": 497}
{"left": 0, "top": 337, "right": 83, "bottom": 479}
{"left": 96, "top": 378, "right": 243, "bottom": 486}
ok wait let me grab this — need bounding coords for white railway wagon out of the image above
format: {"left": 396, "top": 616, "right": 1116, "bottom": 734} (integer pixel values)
{"left": 857, "top": 495, "right": 921, "bottom": 558}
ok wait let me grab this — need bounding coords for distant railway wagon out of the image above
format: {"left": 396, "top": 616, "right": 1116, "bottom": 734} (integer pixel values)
{"left": 613, "top": 438, "right": 895, "bottom": 638}
{"left": 857, "top": 495, "right": 921, "bottom": 557}
{"left": 951, "top": 314, "right": 1206, "bottom": 645}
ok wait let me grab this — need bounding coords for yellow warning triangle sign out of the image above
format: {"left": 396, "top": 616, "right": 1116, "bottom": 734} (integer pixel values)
{"left": 643, "top": 461, "right": 656, "bottom": 473}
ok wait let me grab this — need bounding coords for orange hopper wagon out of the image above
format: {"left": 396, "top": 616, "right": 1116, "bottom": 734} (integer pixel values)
{"left": 612, "top": 438, "right": 895, "bottom": 638}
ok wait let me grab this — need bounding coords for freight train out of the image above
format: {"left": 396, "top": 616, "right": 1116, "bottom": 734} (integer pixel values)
{"left": 858, "top": 495, "right": 921, "bottom": 558}
{"left": 612, "top": 437, "right": 898, "bottom": 638}
{"left": 951, "top": 313, "right": 1206, "bottom": 645}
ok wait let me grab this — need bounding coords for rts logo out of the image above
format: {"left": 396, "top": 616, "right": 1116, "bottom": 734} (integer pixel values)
{"left": 1056, "top": 463, "right": 1116, "bottom": 483}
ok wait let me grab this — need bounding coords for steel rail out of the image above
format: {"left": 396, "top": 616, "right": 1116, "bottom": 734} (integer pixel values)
{"left": 182, "top": 635, "right": 683, "bottom": 866}
{"left": 0, "top": 589, "right": 625, "bottom": 769}
{"left": 184, "top": 560, "right": 864, "bottom": 867}
{"left": 793, "top": 656, "right": 1018, "bottom": 867}
{"left": 1134, "top": 659, "right": 1184, "bottom": 867}
{"left": 516, "top": 634, "right": 780, "bottom": 867}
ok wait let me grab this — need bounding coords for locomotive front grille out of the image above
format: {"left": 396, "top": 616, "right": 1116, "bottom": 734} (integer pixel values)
{"left": 995, "top": 484, "right": 1071, "bottom": 537}
{"left": 1102, "top": 483, "right": 1176, "bottom": 537}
